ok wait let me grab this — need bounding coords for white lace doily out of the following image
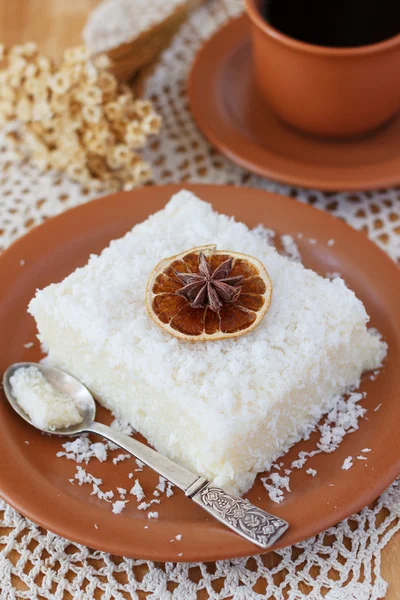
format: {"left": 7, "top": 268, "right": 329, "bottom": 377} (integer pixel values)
{"left": 1, "top": 1, "right": 400, "bottom": 598}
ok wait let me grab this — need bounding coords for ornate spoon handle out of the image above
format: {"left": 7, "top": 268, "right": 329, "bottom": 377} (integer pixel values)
{"left": 191, "top": 483, "right": 289, "bottom": 549}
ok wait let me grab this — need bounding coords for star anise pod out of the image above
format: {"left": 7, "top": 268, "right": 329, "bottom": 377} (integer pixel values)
{"left": 175, "top": 252, "right": 243, "bottom": 312}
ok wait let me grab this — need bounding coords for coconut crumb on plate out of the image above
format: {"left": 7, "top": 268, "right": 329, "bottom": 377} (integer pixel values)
{"left": 112, "top": 500, "right": 128, "bottom": 514}
{"left": 306, "top": 468, "right": 317, "bottom": 477}
{"left": 112, "top": 453, "right": 131, "bottom": 465}
{"left": 166, "top": 482, "right": 174, "bottom": 497}
{"left": 261, "top": 473, "right": 290, "bottom": 504}
{"left": 130, "top": 479, "right": 145, "bottom": 502}
{"left": 156, "top": 476, "right": 166, "bottom": 493}
{"left": 342, "top": 457, "right": 354, "bottom": 471}
{"left": 117, "top": 487, "right": 127, "bottom": 498}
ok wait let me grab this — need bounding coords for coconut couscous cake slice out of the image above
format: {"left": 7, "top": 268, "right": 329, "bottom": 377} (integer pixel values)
{"left": 29, "top": 190, "right": 386, "bottom": 495}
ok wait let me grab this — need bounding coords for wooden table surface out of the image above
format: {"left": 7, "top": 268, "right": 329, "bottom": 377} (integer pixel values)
{"left": 0, "top": 1, "right": 399, "bottom": 598}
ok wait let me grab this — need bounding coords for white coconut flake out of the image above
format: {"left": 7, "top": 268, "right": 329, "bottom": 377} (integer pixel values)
{"left": 306, "top": 468, "right": 317, "bottom": 477}
{"left": 342, "top": 457, "right": 353, "bottom": 471}
{"left": 112, "top": 453, "right": 131, "bottom": 465}
{"left": 112, "top": 500, "right": 128, "bottom": 514}
{"left": 175, "top": 534, "right": 182, "bottom": 541}
{"left": 357, "top": 455, "right": 367, "bottom": 461}
{"left": 362, "top": 448, "right": 372, "bottom": 453}
{"left": 23, "top": 342, "right": 34, "bottom": 349}
{"left": 135, "top": 459, "right": 145, "bottom": 471}
{"left": 261, "top": 474, "right": 289, "bottom": 504}
{"left": 57, "top": 436, "right": 109, "bottom": 464}
{"left": 138, "top": 502, "right": 151, "bottom": 511}
{"left": 97, "top": 489, "right": 114, "bottom": 502}
{"left": 130, "top": 479, "right": 145, "bottom": 502}
{"left": 166, "top": 482, "right": 174, "bottom": 497}
{"left": 94, "top": 524, "right": 98, "bottom": 529}
{"left": 147, "top": 512, "right": 159, "bottom": 519}
{"left": 317, "top": 393, "right": 366, "bottom": 454}
{"left": 327, "top": 239, "right": 335, "bottom": 247}
{"left": 156, "top": 476, "right": 166, "bottom": 493}
{"left": 291, "top": 450, "right": 319, "bottom": 470}
{"left": 74, "top": 465, "right": 100, "bottom": 486}
{"left": 117, "top": 487, "right": 127, "bottom": 498}
{"left": 20, "top": 259, "right": 25, "bottom": 266}
{"left": 374, "top": 403, "right": 382, "bottom": 412}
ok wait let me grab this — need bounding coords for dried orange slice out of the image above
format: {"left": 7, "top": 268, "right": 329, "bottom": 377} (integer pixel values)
{"left": 146, "top": 245, "right": 272, "bottom": 341}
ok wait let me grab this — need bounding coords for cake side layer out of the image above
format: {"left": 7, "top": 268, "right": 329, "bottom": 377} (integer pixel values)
{"left": 29, "top": 191, "right": 386, "bottom": 494}
{"left": 31, "top": 295, "right": 384, "bottom": 494}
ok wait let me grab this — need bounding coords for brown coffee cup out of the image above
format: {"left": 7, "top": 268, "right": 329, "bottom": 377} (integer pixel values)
{"left": 245, "top": 0, "right": 400, "bottom": 137}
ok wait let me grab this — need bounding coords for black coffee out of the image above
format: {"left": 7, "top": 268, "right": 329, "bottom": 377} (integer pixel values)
{"left": 261, "top": 0, "right": 400, "bottom": 48}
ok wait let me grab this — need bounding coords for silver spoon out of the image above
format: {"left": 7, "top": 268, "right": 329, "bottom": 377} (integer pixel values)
{"left": 3, "top": 362, "right": 289, "bottom": 549}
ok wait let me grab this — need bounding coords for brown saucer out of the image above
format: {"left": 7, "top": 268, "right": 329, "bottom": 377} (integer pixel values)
{"left": 189, "top": 16, "right": 400, "bottom": 191}
{"left": 0, "top": 184, "right": 399, "bottom": 562}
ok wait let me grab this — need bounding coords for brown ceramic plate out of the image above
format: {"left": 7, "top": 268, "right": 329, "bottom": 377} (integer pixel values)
{"left": 0, "top": 184, "right": 399, "bottom": 562}
{"left": 189, "top": 16, "right": 400, "bottom": 191}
